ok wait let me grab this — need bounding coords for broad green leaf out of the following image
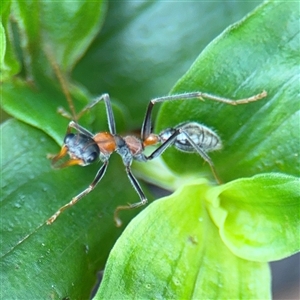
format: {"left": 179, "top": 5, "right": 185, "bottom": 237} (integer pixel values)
{"left": 156, "top": 1, "right": 300, "bottom": 182}
{"left": 39, "top": 1, "right": 107, "bottom": 72}
{"left": 206, "top": 174, "right": 300, "bottom": 262}
{"left": 0, "top": 119, "right": 149, "bottom": 299}
{"left": 10, "top": 0, "right": 107, "bottom": 77}
{"left": 1, "top": 0, "right": 109, "bottom": 139}
{"left": 1, "top": 78, "right": 127, "bottom": 145}
{"left": 95, "top": 2, "right": 299, "bottom": 298}
{"left": 1, "top": 1, "right": 259, "bottom": 133}
{"left": 95, "top": 180, "right": 271, "bottom": 299}
{"left": 74, "top": 1, "right": 259, "bottom": 127}
{"left": 1, "top": 78, "right": 74, "bottom": 144}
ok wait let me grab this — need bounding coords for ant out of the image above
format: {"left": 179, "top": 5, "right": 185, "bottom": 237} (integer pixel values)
{"left": 47, "top": 90, "right": 267, "bottom": 227}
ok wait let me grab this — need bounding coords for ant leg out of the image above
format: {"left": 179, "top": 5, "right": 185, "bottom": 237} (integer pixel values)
{"left": 198, "top": 90, "right": 267, "bottom": 105}
{"left": 46, "top": 46, "right": 118, "bottom": 129}
{"left": 114, "top": 166, "right": 147, "bottom": 227}
{"left": 68, "top": 121, "right": 94, "bottom": 138}
{"left": 144, "top": 130, "right": 181, "bottom": 160}
{"left": 141, "top": 94, "right": 196, "bottom": 140}
{"left": 55, "top": 94, "right": 117, "bottom": 136}
{"left": 48, "top": 145, "right": 84, "bottom": 169}
{"left": 77, "top": 94, "right": 117, "bottom": 135}
{"left": 141, "top": 90, "right": 267, "bottom": 140}
{"left": 144, "top": 128, "right": 221, "bottom": 184}
{"left": 179, "top": 131, "right": 221, "bottom": 184}
{"left": 56, "top": 107, "right": 74, "bottom": 119}
{"left": 44, "top": 45, "right": 77, "bottom": 121}
{"left": 47, "top": 145, "right": 69, "bottom": 166}
{"left": 46, "top": 160, "right": 109, "bottom": 225}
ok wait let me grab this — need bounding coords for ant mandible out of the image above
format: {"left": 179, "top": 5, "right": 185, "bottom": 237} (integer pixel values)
{"left": 47, "top": 90, "right": 267, "bottom": 227}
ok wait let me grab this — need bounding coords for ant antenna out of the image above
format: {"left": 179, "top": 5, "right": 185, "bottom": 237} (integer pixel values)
{"left": 44, "top": 45, "right": 78, "bottom": 122}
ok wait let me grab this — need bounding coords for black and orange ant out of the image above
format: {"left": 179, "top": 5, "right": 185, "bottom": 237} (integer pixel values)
{"left": 47, "top": 90, "right": 267, "bottom": 226}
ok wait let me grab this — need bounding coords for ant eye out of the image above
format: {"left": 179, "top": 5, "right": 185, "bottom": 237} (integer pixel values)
{"left": 64, "top": 133, "right": 75, "bottom": 144}
{"left": 86, "top": 151, "right": 98, "bottom": 163}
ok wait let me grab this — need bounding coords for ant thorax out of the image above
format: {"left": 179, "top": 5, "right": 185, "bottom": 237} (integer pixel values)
{"left": 114, "top": 135, "right": 136, "bottom": 166}
{"left": 123, "top": 136, "right": 144, "bottom": 156}
{"left": 159, "top": 121, "right": 222, "bottom": 153}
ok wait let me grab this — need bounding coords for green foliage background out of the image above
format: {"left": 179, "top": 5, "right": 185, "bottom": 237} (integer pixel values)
{"left": 1, "top": 1, "right": 299, "bottom": 299}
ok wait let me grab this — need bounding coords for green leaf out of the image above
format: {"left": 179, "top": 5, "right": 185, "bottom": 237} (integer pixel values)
{"left": 157, "top": 1, "right": 300, "bottom": 182}
{"left": 0, "top": 0, "right": 21, "bottom": 80}
{"left": 9, "top": 0, "right": 107, "bottom": 77}
{"left": 74, "top": 1, "right": 260, "bottom": 127}
{"left": 0, "top": 119, "right": 147, "bottom": 299}
{"left": 1, "top": 78, "right": 74, "bottom": 144}
{"left": 2, "top": 1, "right": 298, "bottom": 299}
{"left": 39, "top": 1, "right": 107, "bottom": 72}
{"left": 206, "top": 174, "right": 300, "bottom": 262}
{"left": 1, "top": 1, "right": 259, "bottom": 131}
{"left": 95, "top": 180, "right": 271, "bottom": 299}
{"left": 95, "top": 2, "right": 299, "bottom": 298}
{"left": 1, "top": 78, "right": 127, "bottom": 145}
{"left": 1, "top": 0, "right": 109, "bottom": 139}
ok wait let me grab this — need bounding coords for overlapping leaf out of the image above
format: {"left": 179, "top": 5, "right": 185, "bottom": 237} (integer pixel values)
{"left": 95, "top": 180, "right": 272, "bottom": 299}
{"left": 157, "top": 1, "right": 299, "bottom": 182}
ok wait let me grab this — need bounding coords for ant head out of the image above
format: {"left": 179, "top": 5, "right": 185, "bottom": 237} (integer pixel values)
{"left": 64, "top": 133, "right": 100, "bottom": 165}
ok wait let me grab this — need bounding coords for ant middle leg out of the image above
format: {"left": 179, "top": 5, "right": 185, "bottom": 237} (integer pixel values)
{"left": 114, "top": 166, "right": 147, "bottom": 227}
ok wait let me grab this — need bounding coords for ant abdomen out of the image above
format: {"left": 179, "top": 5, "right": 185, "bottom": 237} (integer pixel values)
{"left": 159, "top": 122, "right": 222, "bottom": 153}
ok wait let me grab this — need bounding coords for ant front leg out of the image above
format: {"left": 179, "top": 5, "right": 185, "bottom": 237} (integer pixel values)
{"left": 114, "top": 166, "right": 147, "bottom": 227}
{"left": 47, "top": 160, "right": 109, "bottom": 225}
{"left": 77, "top": 94, "right": 117, "bottom": 135}
{"left": 68, "top": 121, "right": 94, "bottom": 137}
{"left": 57, "top": 94, "right": 117, "bottom": 136}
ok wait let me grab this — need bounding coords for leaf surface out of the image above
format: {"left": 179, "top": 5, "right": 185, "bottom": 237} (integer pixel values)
{"left": 0, "top": 119, "right": 144, "bottom": 299}
{"left": 95, "top": 180, "right": 271, "bottom": 299}
{"left": 207, "top": 174, "right": 300, "bottom": 262}
{"left": 157, "top": 1, "right": 300, "bottom": 182}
